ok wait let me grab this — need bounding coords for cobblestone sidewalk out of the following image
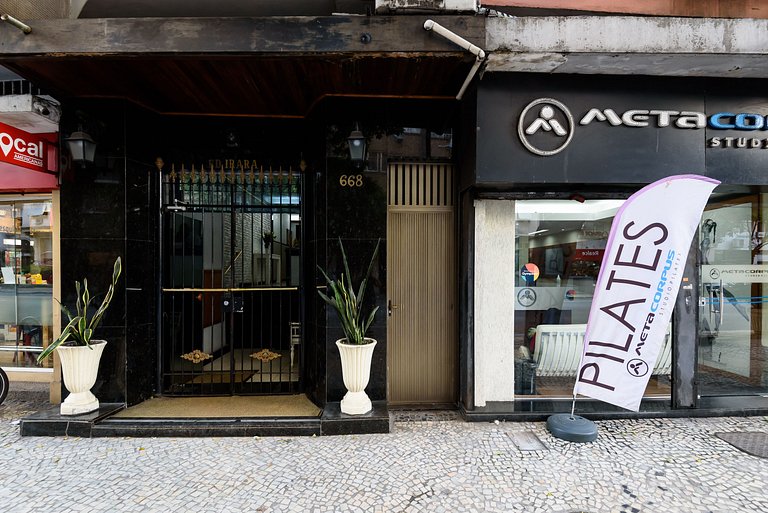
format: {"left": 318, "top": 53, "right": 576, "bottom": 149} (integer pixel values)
{"left": 1, "top": 388, "right": 767, "bottom": 513}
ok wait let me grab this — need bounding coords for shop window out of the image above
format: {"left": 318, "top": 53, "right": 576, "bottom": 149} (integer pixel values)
{"left": 698, "top": 190, "right": 768, "bottom": 396}
{"left": 513, "top": 199, "right": 672, "bottom": 399}
{"left": 0, "top": 198, "right": 54, "bottom": 370}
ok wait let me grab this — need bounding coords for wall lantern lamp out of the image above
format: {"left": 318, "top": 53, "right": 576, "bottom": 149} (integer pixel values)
{"left": 65, "top": 130, "right": 97, "bottom": 165}
{"left": 347, "top": 123, "right": 366, "bottom": 166}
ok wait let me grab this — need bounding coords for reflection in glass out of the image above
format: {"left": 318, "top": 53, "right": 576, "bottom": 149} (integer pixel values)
{"left": 513, "top": 199, "right": 672, "bottom": 399}
{"left": 0, "top": 198, "right": 54, "bottom": 369}
{"left": 698, "top": 191, "right": 768, "bottom": 396}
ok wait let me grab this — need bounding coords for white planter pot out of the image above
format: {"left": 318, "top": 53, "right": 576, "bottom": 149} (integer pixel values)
{"left": 336, "top": 338, "right": 377, "bottom": 415}
{"left": 57, "top": 341, "right": 107, "bottom": 416}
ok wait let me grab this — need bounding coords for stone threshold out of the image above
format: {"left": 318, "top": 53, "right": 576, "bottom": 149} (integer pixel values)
{"left": 19, "top": 401, "right": 391, "bottom": 437}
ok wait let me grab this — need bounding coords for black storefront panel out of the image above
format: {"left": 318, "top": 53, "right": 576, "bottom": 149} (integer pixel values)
{"left": 476, "top": 74, "right": 768, "bottom": 187}
{"left": 477, "top": 74, "right": 706, "bottom": 186}
{"left": 705, "top": 92, "right": 768, "bottom": 182}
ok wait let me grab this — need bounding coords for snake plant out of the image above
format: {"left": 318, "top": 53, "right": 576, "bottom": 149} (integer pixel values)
{"left": 317, "top": 239, "right": 380, "bottom": 345}
{"left": 37, "top": 256, "right": 122, "bottom": 362}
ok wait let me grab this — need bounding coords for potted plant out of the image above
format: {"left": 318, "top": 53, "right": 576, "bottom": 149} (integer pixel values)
{"left": 262, "top": 230, "right": 275, "bottom": 250}
{"left": 37, "top": 257, "right": 122, "bottom": 415}
{"left": 317, "top": 238, "right": 380, "bottom": 415}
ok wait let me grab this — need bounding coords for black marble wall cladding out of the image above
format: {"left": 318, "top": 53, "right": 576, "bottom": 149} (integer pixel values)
{"left": 325, "top": 161, "right": 386, "bottom": 240}
{"left": 126, "top": 322, "right": 155, "bottom": 406}
{"left": 59, "top": 237, "right": 127, "bottom": 404}
{"left": 90, "top": 326, "right": 126, "bottom": 404}
{"left": 59, "top": 175, "right": 125, "bottom": 239}
{"left": 458, "top": 191, "right": 475, "bottom": 411}
{"left": 320, "top": 174, "right": 387, "bottom": 402}
{"left": 124, "top": 108, "right": 160, "bottom": 404}
{"left": 58, "top": 99, "right": 153, "bottom": 406}
{"left": 124, "top": 160, "right": 154, "bottom": 244}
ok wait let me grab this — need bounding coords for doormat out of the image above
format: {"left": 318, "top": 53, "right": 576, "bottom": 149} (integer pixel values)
{"left": 188, "top": 371, "right": 256, "bottom": 384}
{"left": 715, "top": 432, "right": 768, "bottom": 458}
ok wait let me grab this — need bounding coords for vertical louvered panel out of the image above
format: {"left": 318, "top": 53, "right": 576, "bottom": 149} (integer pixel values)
{"left": 387, "top": 162, "right": 456, "bottom": 404}
{"left": 386, "top": 162, "right": 453, "bottom": 209}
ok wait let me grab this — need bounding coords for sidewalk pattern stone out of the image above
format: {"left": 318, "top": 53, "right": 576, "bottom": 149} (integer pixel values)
{"left": 1, "top": 389, "right": 767, "bottom": 512}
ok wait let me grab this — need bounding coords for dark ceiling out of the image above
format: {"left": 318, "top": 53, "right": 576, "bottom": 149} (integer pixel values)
{"left": 8, "top": 53, "right": 472, "bottom": 118}
{"left": 0, "top": 15, "right": 479, "bottom": 119}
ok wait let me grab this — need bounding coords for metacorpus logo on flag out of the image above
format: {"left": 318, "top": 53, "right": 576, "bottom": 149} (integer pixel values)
{"left": 573, "top": 175, "right": 720, "bottom": 411}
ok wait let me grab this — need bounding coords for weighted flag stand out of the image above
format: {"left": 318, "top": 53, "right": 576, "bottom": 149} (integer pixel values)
{"left": 546, "top": 395, "right": 598, "bottom": 443}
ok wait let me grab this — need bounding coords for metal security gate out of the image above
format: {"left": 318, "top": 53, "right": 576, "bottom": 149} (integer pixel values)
{"left": 387, "top": 162, "right": 457, "bottom": 405}
{"left": 160, "top": 165, "right": 302, "bottom": 395}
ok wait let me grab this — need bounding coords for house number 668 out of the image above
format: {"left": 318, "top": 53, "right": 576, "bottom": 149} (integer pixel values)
{"left": 339, "top": 174, "right": 363, "bottom": 187}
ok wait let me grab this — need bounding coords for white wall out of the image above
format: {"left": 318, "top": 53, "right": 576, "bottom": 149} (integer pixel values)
{"left": 474, "top": 199, "right": 516, "bottom": 406}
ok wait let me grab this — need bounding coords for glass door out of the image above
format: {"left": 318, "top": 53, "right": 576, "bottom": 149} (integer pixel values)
{"left": 699, "top": 191, "right": 768, "bottom": 396}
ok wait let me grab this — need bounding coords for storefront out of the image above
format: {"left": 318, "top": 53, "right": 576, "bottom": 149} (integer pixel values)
{"left": 463, "top": 73, "right": 768, "bottom": 419}
{"left": 0, "top": 87, "right": 60, "bottom": 393}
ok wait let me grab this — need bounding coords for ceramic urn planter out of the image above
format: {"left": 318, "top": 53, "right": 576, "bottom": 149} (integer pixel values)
{"left": 57, "top": 341, "right": 107, "bottom": 415}
{"left": 336, "top": 338, "right": 377, "bottom": 415}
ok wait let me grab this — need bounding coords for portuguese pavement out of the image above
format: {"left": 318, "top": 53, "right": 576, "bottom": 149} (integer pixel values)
{"left": 1, "top": 384, "right": 767, "bottom": 513}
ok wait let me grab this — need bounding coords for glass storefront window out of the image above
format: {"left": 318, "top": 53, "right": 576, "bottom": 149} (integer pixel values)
{"left": 698, "top": 190, "right": 768, "bottom": 396}
{"left": 0, "top": 197, "right": 54, "bottom": 370}
{"left": 513, "top": 199, "right": 672, "bottom": 399}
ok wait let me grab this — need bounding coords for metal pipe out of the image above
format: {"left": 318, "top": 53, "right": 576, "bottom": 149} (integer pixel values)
{"left": 423, "top": 19, "right": 486, "bottom": 100}
{"left": 1, "top": 14, "right": 31, "bottom": 34}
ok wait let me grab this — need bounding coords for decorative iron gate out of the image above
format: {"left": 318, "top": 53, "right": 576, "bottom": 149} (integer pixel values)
{"left": 160, "top": 164, "right": 302, "bottom": 395}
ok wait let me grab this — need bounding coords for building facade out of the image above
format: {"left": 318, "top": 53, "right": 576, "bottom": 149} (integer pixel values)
{"left": 0, "top": 1, "right": 767, "bottom": 435}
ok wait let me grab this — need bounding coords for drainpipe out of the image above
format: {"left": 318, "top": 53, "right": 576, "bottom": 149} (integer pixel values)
{"left": 1, "top": 14, "right": 31, "bottom": 34}
{"left": 423, "top": 19, "right": 486, "bottom": 100}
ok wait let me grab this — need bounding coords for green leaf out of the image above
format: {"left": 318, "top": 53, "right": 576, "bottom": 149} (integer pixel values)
{"left": 37, "top": 256, "right": 122, "bottom": 358}
{"left": 316, "top": 238, "right": 380, "bottom": 344}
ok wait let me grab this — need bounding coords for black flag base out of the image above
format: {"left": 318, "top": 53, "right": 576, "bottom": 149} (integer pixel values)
{"left": 546, "top": 414, "right": 598, "bottom": 443}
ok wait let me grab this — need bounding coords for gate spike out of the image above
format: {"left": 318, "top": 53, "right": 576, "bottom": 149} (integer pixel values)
{"left": 190, "top": 164, "right": 197, "bottom": 183}
{"left": 169, "top": 163, "right": 177, "bottom": 183}
{"left": 200, "top": 163, "right": 208, "bottom": 183}
{"left": 219, "top": 166, "right": 226, "bottom": 184}
{"left": 259, "top": 165, "right": 264, "bottom": 184}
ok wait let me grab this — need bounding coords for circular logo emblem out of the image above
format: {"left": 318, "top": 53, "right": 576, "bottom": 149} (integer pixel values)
{"left": 517, "top": 98, "right": 575, "bottom": 156}
{"left": 517, "top": 288, "right": 537, "bottom": 307}
{"left": 709, "top": 268, "right": 720, "bottom": 280}
{"left": 520, "top": 263, "right": 540, "bottom": 284}
{"left": 565, "top": 289, "right": 576, "bottom": 301}
{"left": 626, "top": 359, "right": 649, "bottom": 377}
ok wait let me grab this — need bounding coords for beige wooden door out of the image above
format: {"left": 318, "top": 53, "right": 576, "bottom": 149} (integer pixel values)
{"left": 387, "top": 162, "right": 457, "bottom": 405}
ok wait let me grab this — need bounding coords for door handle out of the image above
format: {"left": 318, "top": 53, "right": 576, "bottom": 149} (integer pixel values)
{"left": 388, "top": 299, "right": 400, "bottom": 316}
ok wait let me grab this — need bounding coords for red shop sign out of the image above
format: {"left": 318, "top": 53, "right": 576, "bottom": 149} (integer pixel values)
{"left": 0, "top": 122, "right": 48, "bottom": 173}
